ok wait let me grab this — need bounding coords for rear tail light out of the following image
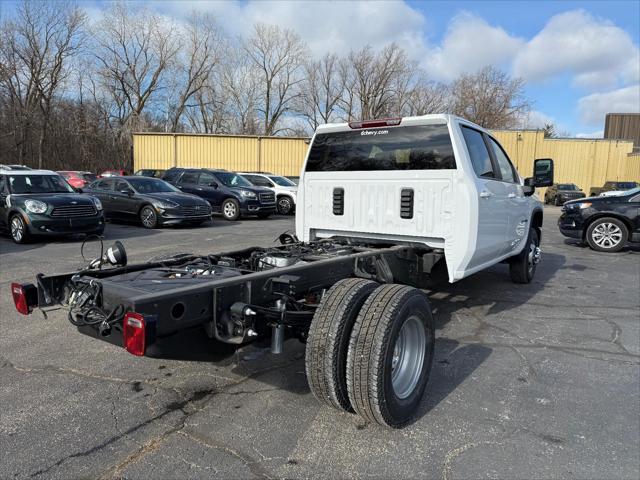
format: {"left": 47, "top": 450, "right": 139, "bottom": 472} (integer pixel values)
{"left": 11, "top": 282, "right": 36, "bottom": 315}
{"left": 123, "top": 312, "right": 146, "bottom": 356}
{"left": 348, "top": 118, "right": 401, "bottom": 129}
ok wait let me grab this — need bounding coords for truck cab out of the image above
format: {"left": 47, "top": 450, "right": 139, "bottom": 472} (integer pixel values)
{"left": 296, "top": 114, "right": 550, "bottom": 282}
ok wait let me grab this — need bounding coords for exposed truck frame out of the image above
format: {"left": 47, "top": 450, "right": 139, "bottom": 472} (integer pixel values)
{"left": 12, "top": 115, "right": 554, "bottom": 428}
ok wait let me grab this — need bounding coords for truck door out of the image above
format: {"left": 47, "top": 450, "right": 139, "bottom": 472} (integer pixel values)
{"left": 460, "top": 126, "right": 510, "bottom": 267}
{"left": 486, "top": 135, "right": 528, "bottom": 256}
{"left": 196, "top": 172, "right": 223, "bottom": 209}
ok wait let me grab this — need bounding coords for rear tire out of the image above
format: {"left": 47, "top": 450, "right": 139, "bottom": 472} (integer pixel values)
{"left": 221, "top": 198, "right": 240, "bottom": 221}
{"left": 306, "top": 278, "right": 378, "bottom": 412}
{"left": 509, "top": 227, "right": 540, "bottom": 283}
{"left": 585, "top": 217, "right": 627, "bottom": 252}
{"left": 9, "top": 214, "right": 29, "bottom": 244}
{"left": 347, "top": 284, "right": 435, "bottom": 428}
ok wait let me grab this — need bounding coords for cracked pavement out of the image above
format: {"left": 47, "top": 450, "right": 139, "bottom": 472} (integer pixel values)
{"left": 1, "top": 209, "right": 639, "bottom": 479}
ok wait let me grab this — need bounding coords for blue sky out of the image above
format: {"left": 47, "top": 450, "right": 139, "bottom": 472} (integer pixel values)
{"left": 2, "top": 0, "right": 639, "bottom": 136}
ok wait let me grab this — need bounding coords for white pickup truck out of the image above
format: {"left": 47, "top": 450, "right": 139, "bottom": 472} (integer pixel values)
{"left": 12, "top": 114, "right": 553, "bottom": 428}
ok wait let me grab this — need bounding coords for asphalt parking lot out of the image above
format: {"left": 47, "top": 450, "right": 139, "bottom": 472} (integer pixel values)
{"left": 1, "top": 208, "right": 639, "bottom": 479}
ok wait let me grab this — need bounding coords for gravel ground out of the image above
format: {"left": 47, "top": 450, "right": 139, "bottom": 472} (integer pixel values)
{"left": 0, "top": 208, "right": 638, "bottom": 479}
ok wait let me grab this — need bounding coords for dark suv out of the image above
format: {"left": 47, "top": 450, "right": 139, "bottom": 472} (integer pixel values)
{"left": 544, "top": 183, "right": 585, "bottom": 205}
{"left": 163, "top": 168, "right": 276, "bottom": 220}
{"left": 0, "top": 170, "right": 104, "bottom": 243}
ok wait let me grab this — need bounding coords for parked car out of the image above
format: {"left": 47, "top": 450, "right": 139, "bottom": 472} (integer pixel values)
{"left": 599, "top": 190, "right": 630, "bottom": 197}
{"left": 58, "top": 171, "right": 98, "bottom": 189}
{"left": 134, "top": 169, "right": 166, "bottom": 178}
{"left": 0, "top": 170, "right": 104, "bottom": 243}
{"left": 589, "top": 181, "right": 639, "bottom": 197}
{"left": 286, "top": 176, "right": 299, "bottom": 184}
{"left": 0, "top": 164, "right": 31, "bottom": 171}
{"left": 239, "top": 172, "right": 297, "bottom": 215}
{"left": 558, "top": 187, "right": 640, "bottom": 252}
{"left": 162, "top": 168, "right": 276, "bottom": 221}
{"left": 544, "top": 183, "right": 585, "bottom": 205}
{"left": 85, "top": 176, "right": 211, "bottom": 229}
{"left": 99, "top": 169, "right": 128, "bottom": 178}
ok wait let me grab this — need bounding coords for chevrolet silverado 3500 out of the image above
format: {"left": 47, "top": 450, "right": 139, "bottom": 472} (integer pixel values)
{"left": 11, "top": 115, "right": 554, "bottom": 428}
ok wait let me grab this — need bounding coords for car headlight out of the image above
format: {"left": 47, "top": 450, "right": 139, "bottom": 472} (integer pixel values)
{"left": 92, "top": 197, "right": 103, "bottom": 211}
{"left": 566, "top": 202, "right": 592, "bottom": 210}
{"left": 239, "top": 190, "right": 257, "bottom": 198}
{"left": 24, "top": 199, "right": 47, "bottom": 214}
{"left": 153, "top": 199, "right": 179, "bottom": 209}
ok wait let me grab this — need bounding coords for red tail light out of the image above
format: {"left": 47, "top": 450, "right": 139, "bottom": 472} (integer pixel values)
{"left": 348, "top": 118, "right": 402, "bottom": 129}
{"left": 123, "top": 312, "right": 146, "bottom": 356}
{"left": 11, "top": 282, "right": 36, "bottom": 315}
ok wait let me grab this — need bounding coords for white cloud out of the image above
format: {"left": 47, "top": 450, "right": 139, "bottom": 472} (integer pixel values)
{"left": 155, "top": 0, "right": 428, "bottom": 58}
{"left": 518, "top": 110, "right": 555, "bottom": 129}
{"left": 577, "top": 85, "right": 640, "bottom": 125}
{"left": 513, "top": 10, "right": 640, "bottom": 91}
{"left": 575, "top": 130, "right": 604, "bottom": 138}
{"left": 423, "top": 12, "right": 524, "bottom": 81}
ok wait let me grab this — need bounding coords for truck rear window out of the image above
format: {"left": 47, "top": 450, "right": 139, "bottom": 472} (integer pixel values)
{"left": 305, "top": 124, "right": 455, "bottom": 172}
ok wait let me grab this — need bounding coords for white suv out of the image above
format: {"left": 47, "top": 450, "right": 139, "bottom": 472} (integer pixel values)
{"left": 239, "top": 172, "right": 298, "bottom": 215}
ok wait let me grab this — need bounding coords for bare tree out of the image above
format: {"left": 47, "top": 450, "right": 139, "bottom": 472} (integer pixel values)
{"left": 220, "top": 46, "right": 261, "bottom": 135}
{"left": 296, "top": 53, "right": 343, "bottom": 131}
{"left": 400, "top": 77, "right": 451, "bottom": 117}
{"left": 450, "top": 66, "right": 530, "bottom": 129}
{"left": 244, "top": 23, "right": 307, "bottom": 135}
{"left": 92, "top": 3, "right": 180, "bottom": 133}
{"left": 0, "top": 0, "right": 85, "bottom": 167}
{"left": 347, "top": 43, "right": 414, "bottom": 120}
{"left": 166, "top": 13, "right": 222, "bottom": 132}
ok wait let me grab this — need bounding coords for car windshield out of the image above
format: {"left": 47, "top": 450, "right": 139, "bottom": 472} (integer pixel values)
{"left": 558, "top": 184, "right": 578, "bottom": 190}
{"left": 616, "top": 182, "right": 638, "bottom": 189}
{"left": 270, "top": 176, "right": 296, "bottom": 187}
{"left": 8, "top": 174, "right": 74, "bottom": 194}
{"left": 215, "top": 172, "right": 252, "bottom": 187}
{"left": 127, "top": 178, "right": 180, "bottom": 193}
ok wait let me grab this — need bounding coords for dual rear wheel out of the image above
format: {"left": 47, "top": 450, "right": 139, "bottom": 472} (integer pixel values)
{"left": 306, "top": 279, "right": 435, "bottom": 428}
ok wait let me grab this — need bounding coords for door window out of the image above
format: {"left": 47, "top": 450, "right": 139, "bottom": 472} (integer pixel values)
{"left": 115, "top": 180, "right": 131, "bottom": 193}
{"left": 180, "top": 172, "right": 199, "bottom": 184}
{"left": 245, "top": 175, "right": 273, "bottom": 187}
{"left": 198, "top": 172, "right": 217, "bottom": 186}
{"left": 0, "top": 176, "right": 5, "bottom": 193}
{"left": 461, "top": 127, "right": 495, "bottom": 178}
{"left": 487, "top": 137, "right": 517, "bottom": 183}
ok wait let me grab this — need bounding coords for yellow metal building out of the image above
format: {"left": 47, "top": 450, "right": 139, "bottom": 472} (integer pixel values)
{"left": 134, "top": 130, "right": 639, "bottom": 193}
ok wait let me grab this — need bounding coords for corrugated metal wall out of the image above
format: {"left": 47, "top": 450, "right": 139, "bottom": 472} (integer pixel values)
{"left": 133, "top": 133, "right": 309, "bottom": 176}
{"left": 134, "top": 130, "right": 639, "bottom": 192}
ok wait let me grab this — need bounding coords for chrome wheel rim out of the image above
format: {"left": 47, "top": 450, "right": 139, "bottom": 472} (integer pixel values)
{"left": 223, "top": 202, "right": 236, "bottom": 218}
{"left": 141, "top": 208, "right": 156, "bottom": 227}
{"left": 11, "top": 217, "right": 23, "bottom": 241}
{"left": 592, "top": 223, "right": 622, "bottom": 248}
{"left": 278, "top": 198, "right": 291, "bottom": 214}
{"left": 391, "top": 315, "right": 427, "bottom": 399}
{"left": 527, "top": 243, "right": 541, "bottom": 275}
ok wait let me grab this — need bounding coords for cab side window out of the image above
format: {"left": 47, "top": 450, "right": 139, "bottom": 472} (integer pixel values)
{"left": 487, "top": 137, "right": 517, "bottom": 183}
{"left": 0, "top": 176, "right": 5, "bottom": 193}
{"left": 461, "top": 126, "right": 495, "bottom": 178}
{"left": 115, "top": 180, "right": 131, "bottom": 193}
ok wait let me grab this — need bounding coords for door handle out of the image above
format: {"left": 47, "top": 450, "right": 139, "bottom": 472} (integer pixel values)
{"left": 479, "top": 191, "right": 493, "bottom": 198}
{"left": 508, "top": 193, "right": 517, "bottom": 198}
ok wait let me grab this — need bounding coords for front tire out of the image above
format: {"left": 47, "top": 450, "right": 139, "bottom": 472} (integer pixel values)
{"left": 306, "top": 278, "right": 378, "bottom": 412}
{"left": 509, "top": 228, "right": 540, "bottom": 283}
{"left": 585, "top": 217, "right": 627, "bottom": 252}
{"left": 140, "top": 205, "right": 158, "bottom": 229}
{"left": 10, "top": 214, "right": 29, "bottom": 244}
{"left": 346, "top": 284, "right": 435, "bottom": 428}
{"left": 221, "top": 199, "right": 240, "bottom": 221}
{"left": 277, "top": 196, "right": 294, "bottom": 215}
